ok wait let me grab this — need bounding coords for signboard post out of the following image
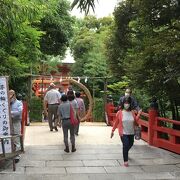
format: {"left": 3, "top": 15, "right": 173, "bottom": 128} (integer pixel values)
{"left": 0, "top": 76, "right": 12, "bottom": 153}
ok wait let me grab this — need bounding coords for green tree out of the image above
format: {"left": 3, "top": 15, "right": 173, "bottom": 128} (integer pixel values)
{"left": 71, "top": 16, "right": 113, "bottom": 95}
{"left": 0, "top": 0, "right": 75, "bottom": 94}
{"left": 106, "top": 0, "right": 180, "bottom": 119}
{"left": 0, "top": 0, "right": 45, "bottom": 80}
{"left": 39, "top": 0, "right": 74, "bottom": 56}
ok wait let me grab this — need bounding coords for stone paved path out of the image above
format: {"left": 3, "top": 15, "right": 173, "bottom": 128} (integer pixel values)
{"left": 0, "top": 122, "right": 180, "bottom": 180}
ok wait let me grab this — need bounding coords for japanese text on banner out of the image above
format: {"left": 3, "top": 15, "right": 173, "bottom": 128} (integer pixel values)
{"left": 0, "top": 77, "right": 12, "bottom": 153}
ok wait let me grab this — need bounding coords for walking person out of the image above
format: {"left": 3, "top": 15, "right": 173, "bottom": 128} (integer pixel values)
{"left": 44, "top": 83, "right": 61, "bottom": 131}
{"left": 67, "top": 91, "right": 79, "bottom": 149}
{"left": 9, "top": 89, "right": 23, "bottom": 163}
{"left": 75, "top": 91, "right": 85, "bottom": 135}
{"left": 58, "top": 94, "right": 78, "bottom": 153}
{"left": 58, "top": 86, "right": 65, "bottom": 98}
{"left": 118, "top": 88, "right": 140, "bottom": 112}
{"left": 150, "top": 96, "right": 159, "bottom": 111}
{"left": 111, "top": 96, "right": 140, "bottom": 167}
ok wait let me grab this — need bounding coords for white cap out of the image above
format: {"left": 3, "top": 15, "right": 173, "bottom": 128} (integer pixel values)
{"left": 49, "top": 83, "right": 55, "bottom": 87}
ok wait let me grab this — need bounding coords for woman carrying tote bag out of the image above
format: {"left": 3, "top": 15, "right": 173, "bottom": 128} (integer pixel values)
{"left": 110, "top": 96, "right": 140, "bottom": 167}
{"left": 58, "top": 93, "right": 78, "bottom": 153}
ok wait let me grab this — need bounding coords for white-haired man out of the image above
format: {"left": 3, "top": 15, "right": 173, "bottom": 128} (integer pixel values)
{"left": 44, "top": 83, "right": 61, "bottom": 131}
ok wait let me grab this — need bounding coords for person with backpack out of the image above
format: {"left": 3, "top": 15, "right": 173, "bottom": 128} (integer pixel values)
{"left": 118, "top": 88, "right": 140, "bottom": 112}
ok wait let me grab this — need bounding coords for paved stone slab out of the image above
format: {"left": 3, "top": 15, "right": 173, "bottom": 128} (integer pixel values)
{"left": 43, "top": 174, "right": 135, "bottom": 180}
{"left": 44, "top": 174, "right": 89, "bottom": 180}
{"left": 96, "top": 153, "right": 122, "bottom": 160}
{"left": 83, "top": 160, "right": 119, "bottom": 167}
{"left": 76, "top": 144, "right": 121, "bottom": 149}
{"left": 0, "top": 167, "right": 24, "bottom": 174}
{"left": 0, "top": 174, "right": 13, "bottom": 180}
{"left": 131, "top": 172, "right": 175, "bottom": 179}
{"left": 141, "top": 164, "right": 180, "bottom": 173}
{"left": 25, "top": 145, "right": 62, "bottom": 150}
{"left": 9, "top": 174, "right": 43, "bottom": 180}
{"left": 26, "top": 149, "right": 64, "bottom": 155}
{"left": 104, "top": 166, "right": 143, "bottom": 173}
{"left": 129, "top": 153, "right": 164, "bottom": 159}
{"left": 171, "top": 154, "right": 180, "bottom": 159}
{"left": 87, "top": 173, "right": 135, "bottom": 180}
{"left": 21, "top": 154, "right": 63, "bottom": 161}
{"left": 17, "top": 160, "right": 45, "bottom": 167}
{"left": 153, "top": 158, "right": 180, "bottom": 165}
{"left": 118, "top": 159, "right": 154, "bottom": 166}
{"left": 170, "top": 171, "right": 180, "bottom": 179}
{"left": 0, "top": 123, "right": 179, "bottom": 180}
{"left": 62, "top": 154, "right": 98, "bottom": 160}
{"left": 74, "top": 148, "right": 122, "bottom": 154}
{"left": 66, "top": 167, "right": 106, "bottom": 174}
{"left": 25, "top": 167, "right": 66, "bottom": 175}
{"left": 47, "top": 160, "right": 83, "bottom": 167}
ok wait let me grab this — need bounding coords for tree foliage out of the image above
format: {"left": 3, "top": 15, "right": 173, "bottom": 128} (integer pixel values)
{"left": 0, "top": 0, "right": 74, "bottom": 92}
{"left": 106, "top": 0, "right": 180, "bottom": 119}
{"left": 71, "top": 16, "right": 113, "bottom": 77}
{"left": 0, "top": 0, "right": 44, "bottom": 79}
{"left": 70, "top": 16, "right": 114, "bottom": 96}
{"left": 71, "top": 0, "right": 97, "bottom": 15}
{"left": 39, "top": 0, "right": 74, "bottom": 56}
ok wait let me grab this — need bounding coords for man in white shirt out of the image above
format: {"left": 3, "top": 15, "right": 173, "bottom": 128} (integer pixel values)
{"left": 44, "top": 83, "right": 61, "bottom": 131}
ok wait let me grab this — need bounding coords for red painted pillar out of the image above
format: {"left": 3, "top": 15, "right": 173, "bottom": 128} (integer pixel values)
{"left": 21, "top": 101, "right": 27, "bottom": 140}
{"left": 148, "top": 109, "right": 158, "bottom": 145}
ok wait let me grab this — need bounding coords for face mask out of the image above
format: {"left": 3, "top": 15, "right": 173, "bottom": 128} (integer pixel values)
{"left": 125, "top": 93, "right": 130, "bottom": 97}
{"left": 124, "top": 103, "right": 130, "bottom": 110}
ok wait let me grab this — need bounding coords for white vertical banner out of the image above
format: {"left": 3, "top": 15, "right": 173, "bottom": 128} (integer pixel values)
{"left": 0, "top": 77, "right": 12, "bottom": 153}
{"left": 85, "top": 77, "right": 88, "bottom": 83}
{"left": 77, "top": 77, "right": 80, "bottom": 83}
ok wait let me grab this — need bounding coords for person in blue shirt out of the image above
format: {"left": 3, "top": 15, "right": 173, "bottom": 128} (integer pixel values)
{"left": 9, "top": 89, "right": 23, "bottom": 163}
{"left": 58, "top": 86, "right": 65, "bottom": 98}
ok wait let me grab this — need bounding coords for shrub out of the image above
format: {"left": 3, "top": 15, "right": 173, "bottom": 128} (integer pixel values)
{"left": 29, "top": 96, "right": 42, "bottom": 122}
{"left": 93, "top": 98, "right": 104, "bottom": 122}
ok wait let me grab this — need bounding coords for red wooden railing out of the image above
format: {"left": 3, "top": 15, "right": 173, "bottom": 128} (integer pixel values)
{"left": 106, "top": 103, "right": 180, "bottom": 154}
{"left": 138, "top": 109, "right": 180, "bottom": 154}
